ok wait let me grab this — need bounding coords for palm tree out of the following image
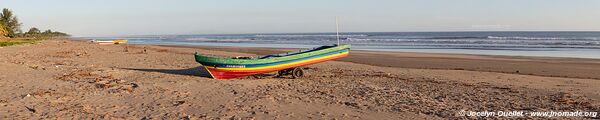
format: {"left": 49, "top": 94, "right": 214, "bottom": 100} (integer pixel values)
{"left": 0, "top": 8, "right": 22, "bottom": 37}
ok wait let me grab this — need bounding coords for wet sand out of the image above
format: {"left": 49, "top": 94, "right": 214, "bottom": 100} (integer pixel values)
{"left": 0, "top": 39, "right": 598, "bottom": 119}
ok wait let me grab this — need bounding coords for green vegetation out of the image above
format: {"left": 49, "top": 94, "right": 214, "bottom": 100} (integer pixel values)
{"left": 19, "top": 27, "right": 69, "bottom": 37}
{"left": 0, "top": 8, "right": 22, "bottom": 38}
{"left": 0, "top": 8, "right": 69, "bottom": 46}
{"left": 0, "top": 40, "right": 36, "bottom": 47}
{"left": 0, "top": 37, "right": 45, "bottom": 46}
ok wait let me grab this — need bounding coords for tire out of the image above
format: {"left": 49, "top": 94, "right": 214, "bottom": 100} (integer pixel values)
{"left": 291, "top": 67, "right": 304, "bottom": 79}
{"left": 277, "top": 70, "right": 286, "bottom": 77}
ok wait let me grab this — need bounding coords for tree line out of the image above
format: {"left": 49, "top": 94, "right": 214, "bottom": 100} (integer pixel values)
{"left": 0, "top": 8, "right": 69, "bottom": 38}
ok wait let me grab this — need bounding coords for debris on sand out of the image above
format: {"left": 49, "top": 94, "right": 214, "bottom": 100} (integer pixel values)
{"left": 25, "top": 106, "right": 36, "bottom": 113}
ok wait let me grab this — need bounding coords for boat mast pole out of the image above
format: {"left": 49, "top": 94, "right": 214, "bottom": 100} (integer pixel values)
{"left": 336, "top": 17, "right": 340, "bottom": 45}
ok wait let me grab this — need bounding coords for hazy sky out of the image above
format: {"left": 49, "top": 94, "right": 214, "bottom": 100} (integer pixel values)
{"left": 2, "top": 0, "right": 600, "bottom": 36}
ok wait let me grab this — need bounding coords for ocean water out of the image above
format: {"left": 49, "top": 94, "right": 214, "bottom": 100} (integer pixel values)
{"left": 88, "top": 32, "right": 600, "bottom": 59}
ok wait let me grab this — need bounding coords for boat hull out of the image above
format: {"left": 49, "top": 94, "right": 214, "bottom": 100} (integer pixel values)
{"left": 203, "top": 50, "right": 349, "bottom": 79}
{"left": 95, "top": 39, "right": 128, "bottom": 45}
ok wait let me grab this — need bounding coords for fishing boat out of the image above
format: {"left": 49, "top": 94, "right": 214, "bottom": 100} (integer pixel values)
{"left": 196, "top": 17, "right": 349, "bottom": 79}
{"left": 95, "top": 39, "right": 128, "bottom": 45}
{"left": 194, "top": 44, "right": 350, "bottom": 79}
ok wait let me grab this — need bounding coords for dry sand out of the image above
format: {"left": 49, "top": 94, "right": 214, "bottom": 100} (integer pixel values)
{"left": 0, "top": 39, "right": 599, "bottom": 119}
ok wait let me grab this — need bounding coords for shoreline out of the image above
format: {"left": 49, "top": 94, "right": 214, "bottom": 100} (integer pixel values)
{"left": 117, "top": 41, "right": 600, "bottom": 59}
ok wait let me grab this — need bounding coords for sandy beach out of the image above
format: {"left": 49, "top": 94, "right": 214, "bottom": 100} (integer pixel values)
{"left": 1, "top": 39, "right": 599, "bottom": 119}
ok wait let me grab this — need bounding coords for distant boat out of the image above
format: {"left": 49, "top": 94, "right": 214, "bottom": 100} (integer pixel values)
{"left": 194, "top": 44, "right": 350, "bottom": 79}
{"left": 95, "top": 39, "right": 128, "bottom": 45}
